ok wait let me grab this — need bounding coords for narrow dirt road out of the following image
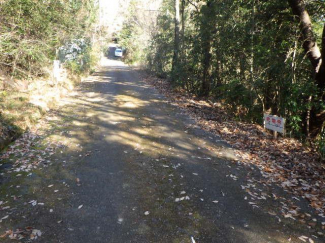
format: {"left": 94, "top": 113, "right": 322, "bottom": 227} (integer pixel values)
{"left": 0, "top": 47, "right": 323, "bottom": 242}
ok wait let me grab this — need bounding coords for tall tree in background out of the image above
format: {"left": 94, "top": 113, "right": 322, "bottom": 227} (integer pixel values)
{"left": 122, "top": 0, "right": 325, "bottom": 147}
{"left": 199, "top": 0, "right": 217, "bottom": 96}
{"left": 288, "top": 0, "right": 325, "bottom": 137}
{"left": 171, "top": 0, "right": 180, "bottom": 80}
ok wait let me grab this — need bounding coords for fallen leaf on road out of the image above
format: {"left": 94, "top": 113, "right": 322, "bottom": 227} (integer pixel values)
{"left": 1, "top": 215, "right": 9, "bottom": 221}
{"left": 144, "top": 74, "right": 325, "bottom": 220}
{"left": 30, "top": 229, "right": 42, "bottom": 240}
{"left": 298, "top": 236, "right": 308, "bottom": 242}
{"left": 0, "top": 230, "right": 12, "bottom": 238}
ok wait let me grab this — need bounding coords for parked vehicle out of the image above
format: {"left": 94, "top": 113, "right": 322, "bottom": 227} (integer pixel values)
{"left": 114, "top": 48, "right": 123, "bottom": 57}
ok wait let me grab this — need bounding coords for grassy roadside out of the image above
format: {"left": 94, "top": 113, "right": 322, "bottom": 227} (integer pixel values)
{"left": 0, "top": 39, "right": 105, "bottom": 151}
{"left": 0, "top": 74, "right": 83, "bottom": 150}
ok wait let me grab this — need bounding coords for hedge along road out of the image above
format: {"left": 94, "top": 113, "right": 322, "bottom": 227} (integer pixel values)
{"left": 0, "top": 46, "right": 322, "bottom": 243}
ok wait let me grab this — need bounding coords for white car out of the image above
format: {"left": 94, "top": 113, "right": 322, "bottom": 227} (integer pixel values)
{"left": 114, "top": 48, "right": 123, "bottom": 57}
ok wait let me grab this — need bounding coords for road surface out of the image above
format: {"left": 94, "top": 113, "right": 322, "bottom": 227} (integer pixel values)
{"left": 0, "top": 47, "right": 322, "bottom": 242}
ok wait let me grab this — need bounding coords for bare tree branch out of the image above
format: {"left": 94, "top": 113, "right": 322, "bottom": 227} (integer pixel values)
{"left": 187, "top": 0, "right": 199, "bottom": 12}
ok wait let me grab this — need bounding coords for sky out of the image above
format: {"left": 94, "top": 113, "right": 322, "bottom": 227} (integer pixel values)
{"left": 98, "top": 0, "right": 162, "bottom": 35}
{"left": 99, "top": 0, "right": 121, "bottom": 25}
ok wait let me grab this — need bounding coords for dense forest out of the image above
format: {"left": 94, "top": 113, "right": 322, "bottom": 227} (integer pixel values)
{"left": 120, "top": 0, "right": 325, "bottom": 152}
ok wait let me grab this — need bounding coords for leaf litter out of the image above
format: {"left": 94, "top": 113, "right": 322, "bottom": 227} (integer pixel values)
{"left": 144, "top": 74, "right": 325, "bottom": 233}
{"left": 0, "top": 112, "right": 69, "bottom": 240}
{"left": 0, "top": 116, "right": 66, "bottom": 176}
{"left": 0, "top": 227, "right": 42, "bottom": 241}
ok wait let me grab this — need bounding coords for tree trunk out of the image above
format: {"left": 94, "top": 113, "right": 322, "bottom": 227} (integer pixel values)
{"left": 288, "top": 0, "right": 325, "bottom": 137}
{"left": 201, "top": 40, "right": 211, "bottom": 96}
{"left": 181, "top": 0, "right": 185, "bottom": 43}
{"left": 172, "top": 0, "right": 180, "bottom": 80}
{"left": 200, "top": 0, "right": 214, "bottom": 96}
{"left": 317, "top": 23, "right": 325, "bottom": 90}
{"left": 288, "top": 0, "right": 322, "bottom": 73}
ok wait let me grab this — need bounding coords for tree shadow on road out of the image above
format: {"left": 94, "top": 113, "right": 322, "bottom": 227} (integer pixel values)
{"left": 0, "top": 65, "right": 322, "bottom": 242}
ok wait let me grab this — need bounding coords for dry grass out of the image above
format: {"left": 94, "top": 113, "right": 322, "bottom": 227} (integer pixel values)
{"left": 0, "top": 74, "right": 80, "bottom": 145}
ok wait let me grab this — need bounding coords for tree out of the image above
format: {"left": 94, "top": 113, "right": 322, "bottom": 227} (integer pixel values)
{"left": 134, "top": 0, "right": 325, "bottom": 145}
{"left": 0, "top": 0, "right": 97, "bottom": 81}
{"left": 171, "top": 0, "right": 181, "bottom": 81}
{"left": 288, "top": 0, "right": 325, "bottom": 137}
{"left": 199, "top": 0, "right": 217, "bottom": 96}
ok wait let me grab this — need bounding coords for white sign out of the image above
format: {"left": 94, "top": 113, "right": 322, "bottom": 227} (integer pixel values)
{"left": 264, "top": 114, "right": 285, "bottom": 134}
{"left": 53, "top": 60, "right": 61, "bottom": 81}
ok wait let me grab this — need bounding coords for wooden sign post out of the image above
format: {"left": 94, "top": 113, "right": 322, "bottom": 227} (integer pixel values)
{"left": 263, "top": 114, "right": 286, "bottom": 139}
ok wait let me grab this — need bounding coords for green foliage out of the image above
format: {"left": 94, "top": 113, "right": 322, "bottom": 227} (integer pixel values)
{"left": 65, "top": 60, "right": 82, "bottom": 75}
{"left": 147, "top": 7, "right": 174, "bottom": 77}
{"left": 64, "top": 44, "right": 99, "bottom": 75}
{"left": 136, "top": 0, "right": 324, "bottom": 143}
{"left": 0, "top": 0, "right": 98, "bottom": 79}
{"left": 317, "top": 129, "right": 325, "bottom": 159}
{"left": 219, "top": 79, "right": 255, "bottom": 114}
{"left": 118, "top": 0, "right": 146, "bottom": 64}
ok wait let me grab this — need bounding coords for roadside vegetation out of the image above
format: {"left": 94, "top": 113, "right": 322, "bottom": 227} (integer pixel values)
{"left": 118, "top": 0, "right": 325, "bottom": 225}
{"left": 119, "top": 0, "right": 325, "bottom": 155}
{"left": 0, "top": 0, "right": 101, "bottom": 148}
